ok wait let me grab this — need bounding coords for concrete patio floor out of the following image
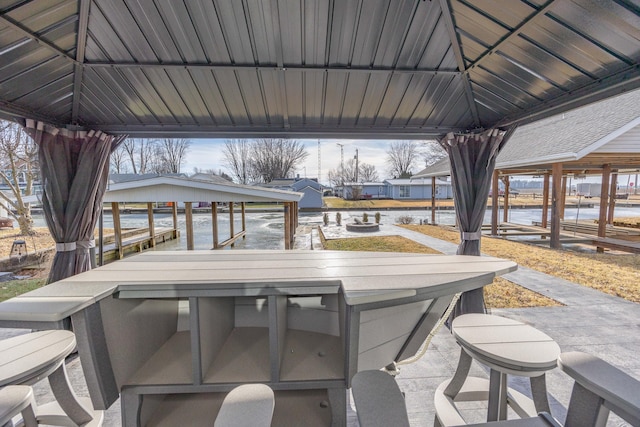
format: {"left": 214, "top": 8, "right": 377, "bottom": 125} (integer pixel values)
{"left": 1, "top": 223, "right": 638, "bottom": 426}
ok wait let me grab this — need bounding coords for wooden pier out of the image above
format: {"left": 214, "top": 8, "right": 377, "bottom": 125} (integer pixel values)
{"left": 99, "top": 227, "right": 178, "bottom": 264}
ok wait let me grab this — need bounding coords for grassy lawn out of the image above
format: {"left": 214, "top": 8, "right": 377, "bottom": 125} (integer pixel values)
{"left": 402, "top": 224, "right": 640, "bottom": 303}
{"left": 0, "top": 278, "right": 47, "bottom": 302}
{"left": 320, "top": 233, "right": 561, "bottom": 309}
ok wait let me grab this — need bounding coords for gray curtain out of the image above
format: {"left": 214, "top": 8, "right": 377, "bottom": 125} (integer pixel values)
{"left": 439, "top": 128, "right": 513, "bottom": 317}
{"left": 25, "top": 120, "right": 125, "bottom": 283}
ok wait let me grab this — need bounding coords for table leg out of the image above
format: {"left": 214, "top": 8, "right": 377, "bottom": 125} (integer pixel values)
{"left": 530, "top": 374, "right": 551, "bottom": 414}
{"left": 443, "top": 349, "right": 473, "bottom": 398}
{"left": 47, "top": 362, "right": 95, "bottom": 425}
{"left": 487, "top": 369, "right": 508, "bottom": 421}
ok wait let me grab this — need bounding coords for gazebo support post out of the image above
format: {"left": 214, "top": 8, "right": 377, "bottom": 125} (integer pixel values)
{"left": 171, "top": 203, "right": 178, "bottom": 239}
{"left": 542, "top": 173, "right": 550, "bottom": 229}
{"left": 111, "top": 202, "right": 123, "bottom": 260}
{"left": 431, "top": 177, "right": 436, "bottom": 224}
{"left": 185, "top": 202, "right": 194, "bottom": 250}
{"left": 147, "top": 202, "right": 155, "bottom": 247}
{"left": 550, "top": 163, "right": 563, "bottom": 249}
{"left": 241, "top": 202, "right": 246, "bottom": 240}
{"left": 608, "top": 172, "right": 617, "bottom": 224}
{"left": 502, "top": 176, "right": 510, "bottom": 224}
{"left": 560, "top": 176, "right": 567, "bottom": 220}
{"left": 491, "top": 170, "right": 499, "bottom": 236}
{"left": 597, "top": 164, "right": 611, "bottom": 252}
{"left": 284, "top": 203, "right": 291, "bottom": 249}
{"left": 212, "top": 203, "right": 219, "bottom": 249}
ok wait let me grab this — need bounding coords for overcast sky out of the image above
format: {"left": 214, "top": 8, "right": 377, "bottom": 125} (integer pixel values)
{"left": 184, "top": 138, "right": 413, "bottom": 185}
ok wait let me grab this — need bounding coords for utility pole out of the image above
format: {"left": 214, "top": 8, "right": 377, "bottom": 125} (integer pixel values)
{"left": 354, "top": 148, "right": 359, "bottom": 183}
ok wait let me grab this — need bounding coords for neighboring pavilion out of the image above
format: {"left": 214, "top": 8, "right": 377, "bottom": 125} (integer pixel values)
{"left": 414, "top": 89, "right": 640, "bottom": 250}
{"left": 102, "top": 175, "right": 303, "bottom": 258}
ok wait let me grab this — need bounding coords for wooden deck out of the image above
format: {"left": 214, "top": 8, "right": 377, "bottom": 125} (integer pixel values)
{"left": 99, "top": 227, "right": 177, "bottom": 262}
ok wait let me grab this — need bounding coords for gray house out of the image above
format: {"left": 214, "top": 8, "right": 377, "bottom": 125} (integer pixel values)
{"left": 384, "top": 179, "right": 453, "bottom": 200}
{"left": 262, "top": 178, "right": 323, "bottom": 209}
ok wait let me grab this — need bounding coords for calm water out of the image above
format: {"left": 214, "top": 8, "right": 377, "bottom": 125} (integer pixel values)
{"left": 32, "top": 204, "right": 640, "bottom": 251}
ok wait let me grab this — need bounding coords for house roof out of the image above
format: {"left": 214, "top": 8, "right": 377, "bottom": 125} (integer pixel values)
{"left": 1, "top": 1, "right": 639, "bottom": 140}
{"left": 414, "top": 88, "right": 640, "bottom": 178}
{"left": 103, "top": 175, "right": 302, "bottom": 203}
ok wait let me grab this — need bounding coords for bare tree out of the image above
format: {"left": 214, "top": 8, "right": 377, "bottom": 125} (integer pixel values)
{"left": 421, "top": 140, "right": 447, "bottom": 167}
{"left": 358, "top": 163, "right": 379, "bottom": 182}
{"left": 223, "top": 139, "right": 253, "bottom": 184}
{"left": 0, "top": 120, "right": 37, "bottom": 234}
{"left": 156, "top": 138, "right": 191, "bottom": 173}
{"left": 110, "top": 144, "right": 129, "bottom": 174}
{"left": 386, "top": 140, "right": 419, "bottom": 178}
{"left": 122, "top": 138, "right": 158, "bottom": 174}
{"left": 251, "top": 139, "right": 309, "bottom": 183}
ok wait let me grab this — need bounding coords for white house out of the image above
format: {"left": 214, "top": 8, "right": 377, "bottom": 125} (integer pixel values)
{"left": 384, "top": 179, "right": 453, "bottom": 200}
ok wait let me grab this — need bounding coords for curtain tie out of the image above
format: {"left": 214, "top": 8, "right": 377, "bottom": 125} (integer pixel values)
{"left": 76, "top": 240, "right": 95, "bottom": 249}
{"left": 55, "top": 242, "right": 76, "bottom": 252}
{"left": 461, "top": 231, "right": 482, "bottom": 241}
{"left": 55, "top": 241, "right": 94, "bottom": 252}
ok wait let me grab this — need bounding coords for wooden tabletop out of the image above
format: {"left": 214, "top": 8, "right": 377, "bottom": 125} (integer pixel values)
{"left": 0, "top": 330, "right": 76, "bottom": 386}
{"left": 452, "top": 314, "right": 560, "bottom": 374}
{"left": 0, "top": 250, "right": 517, "bottom": 325}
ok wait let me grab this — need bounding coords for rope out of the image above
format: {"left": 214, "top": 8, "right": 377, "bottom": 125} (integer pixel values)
{"left": 383, "top": 292, "right": 462, "bottom": 376}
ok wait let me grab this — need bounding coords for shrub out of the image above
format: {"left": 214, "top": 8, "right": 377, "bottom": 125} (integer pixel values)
{"left": 397, "top": 215, "right": 414, "bottom": 225}
{"left": 336, "top": 212, "right": 342, "bottom": 226}
{"left": 375, "top": 212, "right": 381, "bottom": 224}
{"left": 323, "top": 212, "right": 329, "bottom": 226}
{"left": 362, "top": 213, "right": 369, "bottom": 223}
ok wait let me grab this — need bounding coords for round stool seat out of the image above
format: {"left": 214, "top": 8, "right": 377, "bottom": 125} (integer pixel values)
{"left": 0, "top": 385, "right": 37, "bottom": 426}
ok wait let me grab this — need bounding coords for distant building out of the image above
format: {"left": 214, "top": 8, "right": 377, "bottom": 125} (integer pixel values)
{"left": 384, "top": 179, "right": 453, "bottom": 200}
{"left": 260, "top": 177, "right": 324, "bottom": 209}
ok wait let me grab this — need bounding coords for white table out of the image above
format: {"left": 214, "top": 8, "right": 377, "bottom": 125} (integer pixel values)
{"left": 0, "top": 250, "right": 516, "bottom": 426}
{"left": 440, "top": 314, "right": 560, "bottom": 424}
{"left": 0, "top": 330, "right": 104, "bottom": 426}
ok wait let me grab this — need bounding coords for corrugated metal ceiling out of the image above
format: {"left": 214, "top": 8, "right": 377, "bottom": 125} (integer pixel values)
{"left": 0, "top": 0, "right": 638, "bottom": 138}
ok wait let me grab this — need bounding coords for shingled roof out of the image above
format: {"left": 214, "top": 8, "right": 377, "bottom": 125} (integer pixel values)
{"left": 414, "top": 88, "right": 640, "bottom": 178}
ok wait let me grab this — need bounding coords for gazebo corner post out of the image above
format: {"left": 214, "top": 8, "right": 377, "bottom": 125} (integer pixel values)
{"left": 550, "top": 163, "right": 563, "bottom": 249}
{"left": 440, "top": 127, "right": 515, "bottom": 319}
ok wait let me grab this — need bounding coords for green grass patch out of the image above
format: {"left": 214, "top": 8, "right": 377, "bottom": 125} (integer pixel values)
{"left": 0, "top": 278, "right": 47, "bottom": 302}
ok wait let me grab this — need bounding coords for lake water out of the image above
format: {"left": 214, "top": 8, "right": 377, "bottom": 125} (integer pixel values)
{"left": 32, "top": 204, "right": 640, "bottom": 251}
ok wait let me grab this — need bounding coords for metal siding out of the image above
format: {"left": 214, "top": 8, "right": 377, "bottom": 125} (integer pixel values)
{"left": 0, "top": 0, "right": 639, "bottom": 137}
{"left": 594, "top": 126, "right": 640, "bottom": 153}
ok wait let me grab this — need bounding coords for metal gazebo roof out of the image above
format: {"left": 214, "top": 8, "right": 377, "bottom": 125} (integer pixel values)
{"left": 1, "top": 0, "right": 639, "bottom": 139}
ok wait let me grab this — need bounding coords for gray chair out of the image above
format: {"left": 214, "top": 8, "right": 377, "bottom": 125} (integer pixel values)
{"left": 351, "top": 352, "right": 640, "bottom": 427}
{"left": 352, "top": 370, "right": 410, "bottom": 427}
{"left": 0, "top": 385, "right": 38, "bottom": 427}
{"left": 214, "top": 384, "right": 274, "bottom": 427}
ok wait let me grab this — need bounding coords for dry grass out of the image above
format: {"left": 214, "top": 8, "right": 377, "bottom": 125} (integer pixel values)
{"left": 0, "top": 227, "right": 55, "bottom": 257}
{"left": 402, "top": 224, "right": 640, "bottom": 303}
{"left": 321, "top": 232, "right": 560, "bottom": 309}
